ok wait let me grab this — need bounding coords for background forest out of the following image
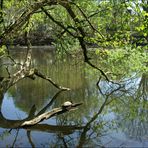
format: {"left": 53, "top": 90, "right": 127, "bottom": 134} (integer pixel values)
{"left": 0, "top": 0, "right": 148, "bottom": 147}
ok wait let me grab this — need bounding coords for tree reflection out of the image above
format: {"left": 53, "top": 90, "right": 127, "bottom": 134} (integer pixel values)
{"left": 110, "top": 73, "right": 148, "bottom": 145}
{"left": 4, "top": 48, "right": 86, "bottom": 114}
{"left": 48, "top": 74, "right": 148, "bottom": 147}
{"left": 0, "top": 48, "right": 147, "bottom": 147}
{"left": 136, "top": 73, "right": 148, "bottom": 100}
{"left": 0, "top": 72, "right": 147, "bottom": 147}
{"left": 0, "top": 90, "right": 84, "bottom": 147}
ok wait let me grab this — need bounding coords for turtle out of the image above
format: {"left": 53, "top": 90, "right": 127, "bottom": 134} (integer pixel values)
{"left": 62, "top": 101, "right": 73, "bottom": 110}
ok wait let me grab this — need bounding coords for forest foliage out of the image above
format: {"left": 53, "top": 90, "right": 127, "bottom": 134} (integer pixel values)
{"left": 0, "top": 0, "right": 147, "bottom": 77}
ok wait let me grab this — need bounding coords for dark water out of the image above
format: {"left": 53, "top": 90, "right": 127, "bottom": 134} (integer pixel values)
{"left": 0, "top": 47, "right": 148, "bottom": 147}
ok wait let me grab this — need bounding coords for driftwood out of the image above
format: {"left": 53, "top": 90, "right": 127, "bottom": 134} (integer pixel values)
{"left": 0, "top": 101, "right": 82, "bottom": 129}
{"left": 21, "top": 102, "right": 82, "bottom": 127}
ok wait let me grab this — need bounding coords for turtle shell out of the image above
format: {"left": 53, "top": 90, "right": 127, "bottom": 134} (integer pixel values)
{"left": 62, "top": 101, "right": 72, "bottom": 107}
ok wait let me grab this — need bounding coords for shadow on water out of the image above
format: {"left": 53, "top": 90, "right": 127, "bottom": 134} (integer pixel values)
{"left": 0, "top": 47, "right": 147, "bottom": 147}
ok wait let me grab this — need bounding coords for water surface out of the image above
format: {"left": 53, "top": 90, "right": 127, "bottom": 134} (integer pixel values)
{"left": 0, "top": 47, "right": 147, "bottom": 147}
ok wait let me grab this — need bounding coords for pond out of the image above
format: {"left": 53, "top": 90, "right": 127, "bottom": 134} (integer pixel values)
{"left": 0, "top": 47, "right": 148, "bottom": 147}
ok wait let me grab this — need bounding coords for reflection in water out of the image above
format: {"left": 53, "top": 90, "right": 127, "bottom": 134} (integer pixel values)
{"left": 0, "top": 47, "right": 147, "bottom": 147}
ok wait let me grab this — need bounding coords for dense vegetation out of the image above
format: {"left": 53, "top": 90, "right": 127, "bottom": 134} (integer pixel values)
{"left": 0, "top": 0, "right": 147, "bottom": 82}
{"left": 0, "top": 1, "right": 147, "bottom": 147}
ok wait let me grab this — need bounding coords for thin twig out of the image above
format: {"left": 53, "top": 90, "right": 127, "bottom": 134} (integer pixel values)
{"left": 71, "top": 2, "right": 105, "bottom": 39}
{"left": 6, "top": 66, "right": 11, "bottom": 78}
{"left": 41, "top": 7, "right": 78, "bottom": 38}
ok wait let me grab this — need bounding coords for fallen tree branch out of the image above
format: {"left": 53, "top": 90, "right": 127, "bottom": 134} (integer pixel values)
{"left": 1, "top": 67, "right": 70, "bottom": 93}
{"left": 21, "top": 102, "right": 82, "bottom": 127}
{"left": 34, "top": 69, "right": 70, "bottom": 90}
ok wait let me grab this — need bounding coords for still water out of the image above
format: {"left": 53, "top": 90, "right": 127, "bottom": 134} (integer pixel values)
{"left": 0, "top": 47, "right": 148, "bottom": 147}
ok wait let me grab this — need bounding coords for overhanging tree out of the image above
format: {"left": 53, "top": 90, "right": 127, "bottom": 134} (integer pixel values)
{"left": 0, "top": 0, "right": 147, "bottom": 92}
